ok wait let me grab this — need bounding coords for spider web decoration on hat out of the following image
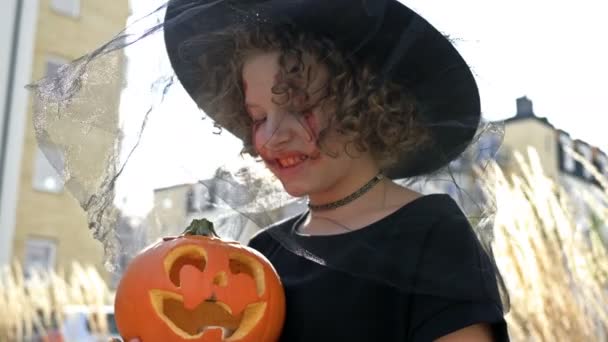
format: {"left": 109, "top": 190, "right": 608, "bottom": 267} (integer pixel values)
{"left": 27, "top": 0, "right": 509, "bottom": 311}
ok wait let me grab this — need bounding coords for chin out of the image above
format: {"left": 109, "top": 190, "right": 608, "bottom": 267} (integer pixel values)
{"left": 279, "top": 181, "right": 310, "bottom": 198}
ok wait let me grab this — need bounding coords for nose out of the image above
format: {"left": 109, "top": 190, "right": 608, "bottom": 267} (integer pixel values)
{"left": 181, "top": 264, "right": 258, "bottom": 315}
{"left": 180, "top": 266, "right": 228, "bottom": 310}
{"left": 258, "top": 112, "right": 298, "bottom": 150}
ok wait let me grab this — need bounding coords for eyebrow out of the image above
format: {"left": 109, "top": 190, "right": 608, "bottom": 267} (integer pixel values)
{"left": 245, "top": 103, "right": 260, "bottom": 108}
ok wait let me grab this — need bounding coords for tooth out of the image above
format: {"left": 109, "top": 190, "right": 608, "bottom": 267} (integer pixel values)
{"left": 199, "top": 326, "right": 233, "bottom": 339}
{"left": 278, "top": 155, "right": 308, "bottom": 168}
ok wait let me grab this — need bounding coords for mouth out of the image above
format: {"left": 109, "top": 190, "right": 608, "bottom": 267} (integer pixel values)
{"left": 150, "top": 290, "right": 267, "bottom": 341}
{"left": 275, "top": 154, "right": 309, "bottom": 168}
{"left": 266, "top": 150, "right": 322, "bottom": 171}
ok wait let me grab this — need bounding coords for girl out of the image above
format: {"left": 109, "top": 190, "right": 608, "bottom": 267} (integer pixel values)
{"left": 131, "top": 0, "right": 509, "bottom": 340}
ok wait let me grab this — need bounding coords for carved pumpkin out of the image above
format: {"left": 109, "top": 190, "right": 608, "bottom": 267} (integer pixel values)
{"left": 114, "top": 219, "right": 285, "bottom": 341}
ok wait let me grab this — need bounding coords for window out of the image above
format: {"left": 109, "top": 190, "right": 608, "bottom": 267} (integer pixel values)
{"left": 577, "top": 144, "right": 593, "bottom": 180}
{"left": 596, "top": 153, "right": 608, "bottom": 178}
{"left": 23, "top": 237, "right": 57, "bottom": 279}
{"left": 186, "top": 189, "right": 198, "bottom": 213}
{"left": 162, "top": 197, "right": 174, "bottom": 209}
{"left": 50, "top": 0, "right": 80, "bottom": 18}
{"left": 32, "top": 145, "right": 65, "bottom": 193}
{"left": 559, "top": 133, "right": 576, "bottom": 173}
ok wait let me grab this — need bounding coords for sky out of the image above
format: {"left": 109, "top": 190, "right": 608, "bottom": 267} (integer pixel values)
{"left": 405, "top": 0, "right": 607, "bottom": 151}
{"left": 118, "top": 0, "right": 608, "bottom": 216}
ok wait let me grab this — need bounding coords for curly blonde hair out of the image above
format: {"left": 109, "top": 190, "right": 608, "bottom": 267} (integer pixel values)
{"left": 181, "top": 23, "right": 433, "bottom": 169}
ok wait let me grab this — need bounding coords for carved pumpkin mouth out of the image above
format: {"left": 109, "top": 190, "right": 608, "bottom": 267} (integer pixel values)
{"left": 150, "top": 290, "right": 267, "bottom": 340}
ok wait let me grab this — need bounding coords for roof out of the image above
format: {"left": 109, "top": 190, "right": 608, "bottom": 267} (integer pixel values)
{"left": 153, "top": 183, "right": 194, "bottom": 193}
{"left": 501, "top": 114, "right": 555, "bottom": 129}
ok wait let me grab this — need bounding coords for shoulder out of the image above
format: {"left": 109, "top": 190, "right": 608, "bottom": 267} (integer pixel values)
{"left": 396, "top": 193, "right": 480, "bottom": 251}
{"left": 402, "top": 197, "right": 508, "bottom": 341}
{"left": 388, "top": 193, "right": 466, "bottom": 222}
{"left": 423, "top": 195, "right": 487, "bottom": 267}
{"left": 247, "top": 212, "right": 303, "bottom": 251}
{"left": 410, "top": 194, "right": 497, "bottom": 285}
{"left": 386, "top": 193, "right": 474, "bottom": 241}
{"left": 429, "top": 195, "right": 479, "bottom": 247}
{"left": 387, "top": 193, "right": 504, "bottom": 306}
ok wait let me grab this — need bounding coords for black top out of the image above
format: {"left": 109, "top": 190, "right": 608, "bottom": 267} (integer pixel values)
{"left": 248, "top": 194, "right": 509, "bottom": 341}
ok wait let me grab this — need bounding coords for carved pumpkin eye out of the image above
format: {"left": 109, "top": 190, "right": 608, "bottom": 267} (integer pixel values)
{"left": 229, "top": 259, "right": 250, "bottom": 275}
{"left": 165, "top": 246, "right": 207, "bottom": 287}
{"left": 229, "top": 253, "right": 266, "bottom": 297}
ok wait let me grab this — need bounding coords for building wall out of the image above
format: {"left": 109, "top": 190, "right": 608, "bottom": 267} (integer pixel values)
{"left": 9, "top": 0, "right": 128, "bottom": 281}
{"left": 146, "top": 184, "right": 192, "bottom": 243}
{"left": 501, "top": 111, "right": 608, "bottom": 243}
{"left": 502, "top": 118, "right": 560, "bottom": 180}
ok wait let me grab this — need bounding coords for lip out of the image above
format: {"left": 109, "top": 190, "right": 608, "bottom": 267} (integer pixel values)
{"left": 275, "top": 158, "right": 308, "bottom": 178}
{"left": 264, "top": 153, "right": 314, "bottom": 179}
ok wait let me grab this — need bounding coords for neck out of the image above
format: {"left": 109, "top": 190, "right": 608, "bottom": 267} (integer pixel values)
{"left": 307, "top": 163, "right": 384, "bottom": 217}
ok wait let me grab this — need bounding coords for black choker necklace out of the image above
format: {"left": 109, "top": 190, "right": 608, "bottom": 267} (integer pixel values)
{"left": 307, "top": 173, "right": 384, "bottom": 212}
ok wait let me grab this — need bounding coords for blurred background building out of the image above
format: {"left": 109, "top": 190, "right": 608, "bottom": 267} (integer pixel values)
{"left": 502, "top": 96, "right": 608, "bottom": 186}
{"left": 419, "top": 96, "right": 608, "bottom": 206}
{"left": 0, "top": 0, "right": 128, "bottom": 282}
{"left": 501, "top": 96, "right": 608, "bottom": 239}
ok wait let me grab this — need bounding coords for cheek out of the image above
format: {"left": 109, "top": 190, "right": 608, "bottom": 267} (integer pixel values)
{"left": 251, "top": 125, "right": 274, "bottom": 162}
{"left": 303, "top": 111, "right": 320, "bottom": 141}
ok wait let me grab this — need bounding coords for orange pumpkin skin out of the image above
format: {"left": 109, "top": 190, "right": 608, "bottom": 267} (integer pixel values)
{"left": 114, "top": 231, "right": 285, "bottom": 342}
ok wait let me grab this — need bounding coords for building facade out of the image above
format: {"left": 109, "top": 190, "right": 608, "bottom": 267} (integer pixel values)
{"left": 503, "top": 96, "right": 608, "bottom": 187}
{"left": 501, "top": 97, "right": 608, "bottom": 240}
{"left": 0, "top": 0, "right": 129, "bottom": 282}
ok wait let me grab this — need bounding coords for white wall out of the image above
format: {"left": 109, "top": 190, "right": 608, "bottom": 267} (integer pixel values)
{"left": 0, "top": 0, "right": 40, "bottom": 266}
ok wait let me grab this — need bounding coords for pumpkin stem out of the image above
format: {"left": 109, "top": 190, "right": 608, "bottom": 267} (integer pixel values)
{"left": 183, "top": 218, "right": 219, "bottom": 237}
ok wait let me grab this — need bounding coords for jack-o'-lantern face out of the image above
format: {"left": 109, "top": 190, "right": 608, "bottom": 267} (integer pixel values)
{"left": 115, "top": 225, "right": 285, "bottom": 342}
{"left": 151, "top": 244, "right": 272, "bottom": 340}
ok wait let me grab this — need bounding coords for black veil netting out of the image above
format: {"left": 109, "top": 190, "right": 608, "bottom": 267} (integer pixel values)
{"left": 27, "top": 0, "right": 509, "bottom": 310}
